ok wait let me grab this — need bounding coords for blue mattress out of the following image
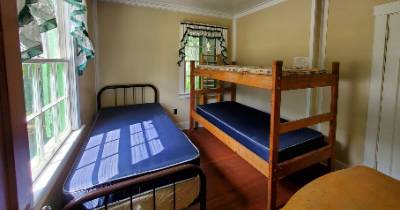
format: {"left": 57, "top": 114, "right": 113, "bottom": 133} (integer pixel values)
{"left": 196, "top": 101, "right": 326, "bottom": 162}
{"left": 63, "top": 103, "right": 199, "bottom": 208}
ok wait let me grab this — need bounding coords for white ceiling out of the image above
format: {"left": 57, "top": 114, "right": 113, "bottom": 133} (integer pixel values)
{"left": 103, "top": 0, "right": 281, "bottom": 18}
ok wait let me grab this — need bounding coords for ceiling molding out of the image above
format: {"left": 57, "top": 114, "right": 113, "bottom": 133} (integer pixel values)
{"left": 99, "top": 0, "right": 289, "bottom": 20}
{"left": 374, "top": 1, "right": 400, "bottom": 16}
{"left": 100, "top": 0, "right": 233, "bottom": 19}
{"left": 234, "top": 0, "right": 288, "bottom": 19}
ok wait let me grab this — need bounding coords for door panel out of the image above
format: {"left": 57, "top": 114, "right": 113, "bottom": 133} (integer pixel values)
{"left": 377, "top": 13, "right": 400, "bottom": 179}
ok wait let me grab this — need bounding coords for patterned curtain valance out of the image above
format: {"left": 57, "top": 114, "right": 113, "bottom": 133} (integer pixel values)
{"left": 18, "top": 0, "right": 58, "bottom": 61}
{"left": 178, "top": 22, "right": 228, "bottom": 66}
{"left": 65, "top": 0, "right": 95, "bottom": 76}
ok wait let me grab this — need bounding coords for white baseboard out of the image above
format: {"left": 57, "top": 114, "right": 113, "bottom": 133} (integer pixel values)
{"left": 177, "top": 120, "right": 189, "bottom": 130}
{"left": 335, "top": 159, "right": 348, "bottom": 170}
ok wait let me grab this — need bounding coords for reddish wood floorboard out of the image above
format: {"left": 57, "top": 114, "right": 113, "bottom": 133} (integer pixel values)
{"left": 185, "top": 128, "right": 329, "bottom": 210}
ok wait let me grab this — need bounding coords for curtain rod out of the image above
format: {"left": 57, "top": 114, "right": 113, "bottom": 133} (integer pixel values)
{"left": 181, "top": 22, "right": 228, "bottom": 30}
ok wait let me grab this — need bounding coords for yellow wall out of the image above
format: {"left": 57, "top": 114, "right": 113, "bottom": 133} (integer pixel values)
{"left": 236, "top": 0, "right": 398, "bottom": 166}
{"left": 235, "top": 0, "right": 312, "bottom": 120}
{"left": 98, "top": 2, "right": 232, "bottom": 125}
{"left": 323, "top": 0, "right": 396, "bottom": 165}
{"left": 78, "top": 69, "right": 96, "bottom": 125}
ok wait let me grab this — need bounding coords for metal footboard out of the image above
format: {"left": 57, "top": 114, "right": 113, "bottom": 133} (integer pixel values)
{"left": 63, "top": 164, "right": 206, "bottom": 210}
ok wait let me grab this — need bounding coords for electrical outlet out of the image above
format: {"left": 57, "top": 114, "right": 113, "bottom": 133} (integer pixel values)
{"left": 173, "top": 108, "right": 178, "bottom": 115}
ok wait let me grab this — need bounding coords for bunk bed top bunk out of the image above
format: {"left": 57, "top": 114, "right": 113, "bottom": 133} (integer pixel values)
{"left": 63, "top": 85, "right": 203, "bottom": 210}
{"left": 194, "top": 63, "right": 336, "bottom": 90}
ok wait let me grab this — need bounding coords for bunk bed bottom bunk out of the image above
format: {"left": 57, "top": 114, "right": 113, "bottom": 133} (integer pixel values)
{"left": 63, "top": 103, "right": 200, "bottom": 209}
{"left": 196, "top": 101, "right": 326, "bottom": 162}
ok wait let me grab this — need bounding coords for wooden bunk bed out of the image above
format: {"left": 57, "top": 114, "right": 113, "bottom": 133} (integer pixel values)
{"left": 189, "top": 60, "right": 339, "bottom": 210}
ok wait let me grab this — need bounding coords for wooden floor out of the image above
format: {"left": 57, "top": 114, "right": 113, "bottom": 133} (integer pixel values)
{"left": 185, "top": 128, "right": 329, "bottom": 210}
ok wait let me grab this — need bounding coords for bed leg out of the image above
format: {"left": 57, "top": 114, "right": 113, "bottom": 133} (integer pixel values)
{"left": 328, "top": 158, "right": 335, "bottom": 172}
{"left": 190, "top": 118, "right": 195, "bottom": 130}
{"left": 267, "top": 177, "right": 277, "bottom": 210}
{"left": 189, "top": 116, "right": 198, "bottom": 130}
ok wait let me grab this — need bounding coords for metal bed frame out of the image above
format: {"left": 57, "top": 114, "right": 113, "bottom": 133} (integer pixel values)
{"left": 64, "top": 84, "right": 206, "bottom": 210}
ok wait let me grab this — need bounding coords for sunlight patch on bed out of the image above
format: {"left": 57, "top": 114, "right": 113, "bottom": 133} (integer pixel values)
{"left": 85, "top": 133, "right": 104, "bottom": 150}
{"left": 98, "top": 129, "right": 120, "bottom": 182}
{"left": 130, "top": 121, "right": 165, "bottom": 165}
{"left": 105, "top": 128, "right": 120, "bottom": 143}
{"left": 131, "top": 144, "right": 149, "bottom": 164}
{"left": 98, "top": 154, "right": 119, "bottom": 183}
{"left": 69, "top": 163, "right": 96, "bottom": 191}
{"left": 148, "top": 139, "right": 164, "bottom": 156}
{"left": 76, "top": 145, "right": 100, "bottom": 169}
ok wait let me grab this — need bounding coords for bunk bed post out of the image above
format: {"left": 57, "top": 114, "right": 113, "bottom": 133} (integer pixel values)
{"left": 231, "top": 84, "right": 237, "bottom": 101}
{"left": 231, "top": 61, "right": 237, "bottom": 102}
{"left": 328, "top": 62, "right": 340, "bottom": 171}
{"left": 215, "top": 81, "right": 222, "bottom": 102}
{"left": 190, "top": 60, "right": 196, "bottom": 130}
{"left": 267, "top": 60, "right": 283, "bottom": 210}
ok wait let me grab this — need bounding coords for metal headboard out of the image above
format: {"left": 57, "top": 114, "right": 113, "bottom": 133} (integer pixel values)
{"left": 97, "top": 84, "right": 159, "bottom": 110}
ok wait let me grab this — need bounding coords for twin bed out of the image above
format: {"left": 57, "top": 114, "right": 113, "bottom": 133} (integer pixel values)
{"left": 63, "top": 85, "right": 205, "bottom": 210}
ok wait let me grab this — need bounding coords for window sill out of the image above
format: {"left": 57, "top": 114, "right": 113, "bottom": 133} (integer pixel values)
{"left": 178, "top": 92, "right": 190, "bottom": 99}
{"left": 32, "top": 126, "right": 85, "bottom": 209}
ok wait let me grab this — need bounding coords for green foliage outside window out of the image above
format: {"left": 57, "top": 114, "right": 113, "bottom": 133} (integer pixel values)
{"left": 184, "top": 36, "right": 218, "bottom": 92}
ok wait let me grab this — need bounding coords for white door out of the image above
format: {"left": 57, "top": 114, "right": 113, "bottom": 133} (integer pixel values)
{"left": 377, "top": 13, "right": 400, "bottom": 179}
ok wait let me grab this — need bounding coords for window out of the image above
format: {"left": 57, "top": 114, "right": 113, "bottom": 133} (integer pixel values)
{"left": 182, "top": 37, "right": 218, "bottom": 94}
{"left": 22, "top": 1, "right": 74, "bottom": 180}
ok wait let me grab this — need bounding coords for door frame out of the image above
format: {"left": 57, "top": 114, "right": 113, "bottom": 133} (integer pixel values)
{"left": 0, "top": 0, "right": 33, "bottom": 209}
{"left": 364, "top": 1, "right": 400, "bottom": 168}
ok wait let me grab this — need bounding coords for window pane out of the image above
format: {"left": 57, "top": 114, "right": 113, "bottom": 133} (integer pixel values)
{"left": 186, "top": 36, "right": 199, "bottom": 47}
{"left": 23, "top": 64, "right": 35, "bottom": 116}
{"left": 185, "top": 46, "right": 200, "bottom": 61}
{"left": 43, "top": 109, "right": 54, "bottom": 144}
{"left": 41, "top": 64, "right": 52, "bottom": 106}
{"left": 27, "top": 118, "right": 39, "bottom": 160}
{"left": 57, "top": 100, "right": 68, "bottom": 133}
{"left": 43, "top": 28, "right": 60, "bottom": 59}
{"left": 56, "top": 63, "right": 66, "bottom": 98}
{"left": 185, "top": 76, "right": 190, "bottom": 93}
{"left": 184, "top": 61, "right": 201, "bottom": 93}
{"left": 202, "top": 38, "right": 216, "bottom": 56}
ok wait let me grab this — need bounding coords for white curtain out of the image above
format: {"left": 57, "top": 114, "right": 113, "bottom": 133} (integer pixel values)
{"left": 65, "top": 0, "right": 95, "bottom": 75}
{"left": 18, "top": 0, "right": 57, "bottom": 61}
{"left": 178, "top": 22, "right": 228, "bottom": 66}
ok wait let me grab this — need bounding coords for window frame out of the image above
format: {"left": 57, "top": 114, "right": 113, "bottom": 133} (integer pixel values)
{"left": 23, "top": 0, "right": 80, "bottom": 181}
{"left": 23, "top": 59, "right": 72, "bottom": 180}
{"left": 179, "top": 36, "right": 218, "bottom": 95}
